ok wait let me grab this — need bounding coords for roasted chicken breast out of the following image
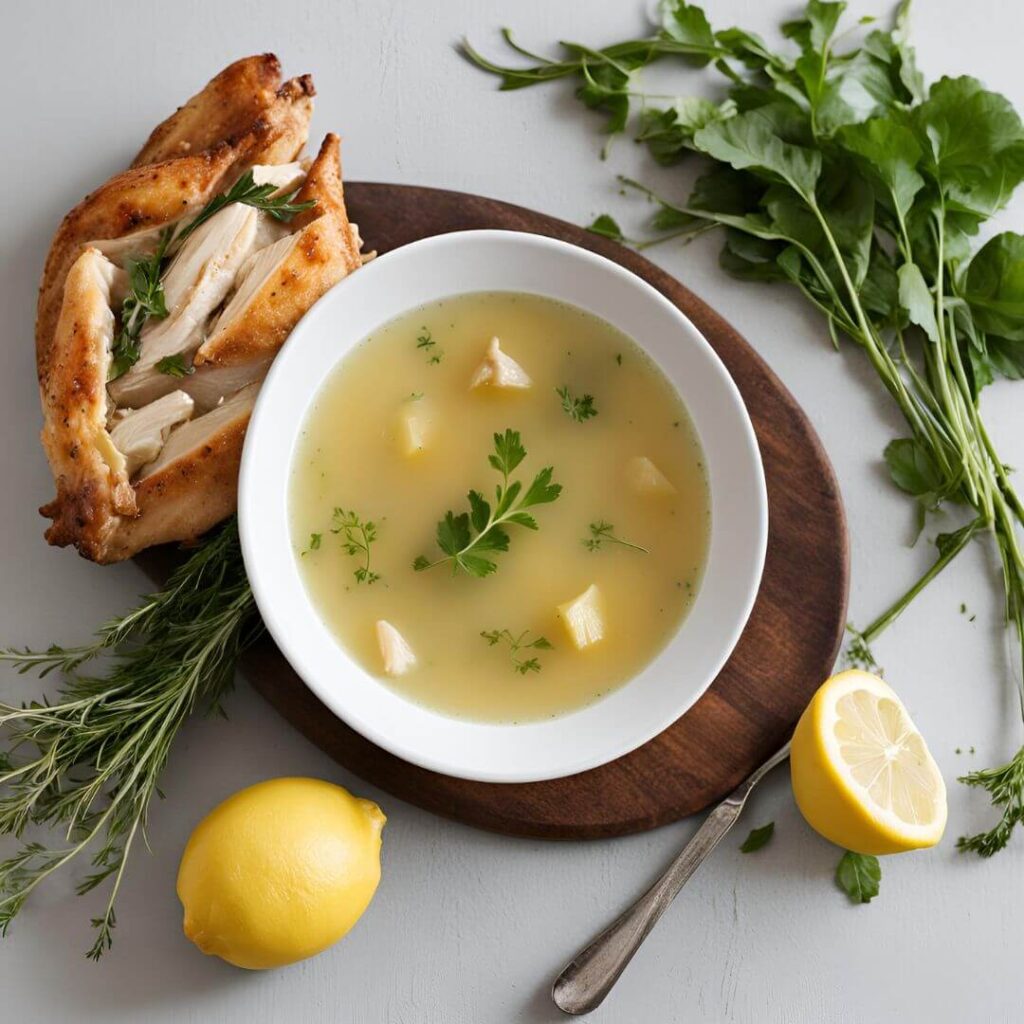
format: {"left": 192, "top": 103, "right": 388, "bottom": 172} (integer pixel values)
{"left": 36, "top": 57, "right": 369, "bottom": 562}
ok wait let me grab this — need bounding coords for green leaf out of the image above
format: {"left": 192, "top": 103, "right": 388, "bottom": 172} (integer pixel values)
{"left": 782, "top": 0, "right": 846, "bottom": 54}
{"left": 692, "top": 109, "right": 821, "bottom": 200}
{"left": 739, "top": 821, "right": 775, "bottom": 852}
{"left": 913, "top": 76, "right": 1023, "bottom": 187}
{"left": 884, "top": 438, "right": 943, "bottom": 498}
{"left": 437, "top": 512, "right": 471, "bottom": 557}
{"left": 839, "top": 118, "right": 924, "bottom": 221}
{"left": 521, "top": 467, "right": 562, "bottom": 507}
{"left": 963, "top": 233, "right": 1024, "bottom": 341}
{"left": 659, "top": 1, "right": 715, "bottom": 50}
{"left": 575, "top": 61, "right": 630, "bottom": 135}
{"left": 835, "top": 850, "right": 881, "bottom": 903}
{"left": 459, "top": 553, "right": 499, "bottom": 578}
{"left": 468, "top": 490, "right": 491, "bottom": 534}
{"left": 155, "top": 354, "right": 194, "bottom": 378}
{"left": 636, "top": 98, "right": 736, "bottom": 165}
{"left": 587, "top": 214, "right": 625, "bottom": 241}
{"left": 718, "top": 230, "right": 789, "bottom": 282}
{"left": 897, "top": 262, "right": 940, "bottom": 342}
{"left": 470, "top": 525, "right": 510, "bottom": 553}
{"left": 490, "top": 429, "right": 527, "bottom": 476}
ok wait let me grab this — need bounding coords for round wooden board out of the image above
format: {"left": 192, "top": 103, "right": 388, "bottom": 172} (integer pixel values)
{"left": 244, "top": 182, "right": 850, "bottom": 840}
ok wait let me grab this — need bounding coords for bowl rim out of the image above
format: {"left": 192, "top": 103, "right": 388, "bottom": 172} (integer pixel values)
{"left": 239, "top": 229, "right": 768, "bottom": 783}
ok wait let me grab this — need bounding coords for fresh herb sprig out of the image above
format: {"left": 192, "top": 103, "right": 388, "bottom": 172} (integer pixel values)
{"left": 171, "top": 170, "right": 315, "bottom": 251}
{"left": 331, "top": 509, "right": 381, "bottom": 585}
{"left": 584, "top": 520, "right": 648, "bottom": 553}
{"left": 414, "top": 429, "right": 562, "bottom": 577}
{"left": 468, "top": 1, "right": 1024, "bottom": 855}
{"left": 416, "top": 327, "right": 443, "bottom": 364}
{"left": 480, "top": 629, "right": 554, "bottom": 674}
{"left": 108, "top": 228, "right": 172, "bottom": 380}
{"left": 0, "top": 520, "right": 260, "bottom": 957}
{"left": 557, "top": 385, "right": 598, "bottom": 422}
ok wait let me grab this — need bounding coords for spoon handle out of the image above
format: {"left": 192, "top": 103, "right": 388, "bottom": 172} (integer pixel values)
{"left": 551, "top": 742, "right": 791, "bottom": 1016}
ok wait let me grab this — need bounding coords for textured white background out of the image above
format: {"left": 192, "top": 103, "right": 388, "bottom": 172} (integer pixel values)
{"left": 3, "top": 1, "right": 1024, "bottom": 1021}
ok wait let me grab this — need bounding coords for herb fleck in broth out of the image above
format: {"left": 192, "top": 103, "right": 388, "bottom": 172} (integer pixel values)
{"left": 290, "top": 292, "right": 710, "bottom": 722}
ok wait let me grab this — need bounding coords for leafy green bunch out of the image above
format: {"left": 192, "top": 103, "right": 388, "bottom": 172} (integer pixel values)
{"left": 467, "top": 0, "right": 1024, "bottom": 855}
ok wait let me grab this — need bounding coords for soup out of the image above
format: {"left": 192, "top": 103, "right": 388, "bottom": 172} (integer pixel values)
{"left": 290, "top": 291, "right": 710, "bottom": 722}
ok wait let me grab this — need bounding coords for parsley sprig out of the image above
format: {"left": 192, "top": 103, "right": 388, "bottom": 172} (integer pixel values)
{"left": 557, "top": 385, "right": 598, "bottom": 422}
{"left": 414, "top": 429, "right": 562, "bottom": 577}
{"left": 583, "top": 520, "right": 648, "bottom": 553}
{"left": 480, "top": 629, "right": 553, "bottom": 674}
{"left": 467, "top": 0, "right": 1024, "bottom": 856}
{"left": 331, "top": 509, "right": 381, "bottom": 585}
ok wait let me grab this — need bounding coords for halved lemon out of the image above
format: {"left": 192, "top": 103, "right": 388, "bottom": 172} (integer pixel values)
{"left": 790, "top": 669, "right": 946, "bottom": 855}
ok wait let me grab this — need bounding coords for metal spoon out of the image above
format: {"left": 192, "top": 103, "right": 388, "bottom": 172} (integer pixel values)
{"left": 551, "top": 741, "right": 792, "bottom": 1016}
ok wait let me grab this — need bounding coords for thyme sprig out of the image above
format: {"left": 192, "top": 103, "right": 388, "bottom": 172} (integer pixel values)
{"left": 0, "top": 520, "right": 261, "bottom": 957}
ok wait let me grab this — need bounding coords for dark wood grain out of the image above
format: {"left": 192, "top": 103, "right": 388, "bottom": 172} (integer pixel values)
{"left": 242, "top": 182, "right": 849, "bottom": 839}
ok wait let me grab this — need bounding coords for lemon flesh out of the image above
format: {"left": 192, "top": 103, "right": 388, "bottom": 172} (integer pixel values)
{"left": 177, "top": 777, "right": 385, "bottom": 969}
{"left": 790, "top": 670, "right": 946, "bottom": 855}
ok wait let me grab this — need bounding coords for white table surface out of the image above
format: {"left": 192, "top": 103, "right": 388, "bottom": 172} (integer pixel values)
{"left": 3, "top": 1, "right": 1024, "bottom": 1021}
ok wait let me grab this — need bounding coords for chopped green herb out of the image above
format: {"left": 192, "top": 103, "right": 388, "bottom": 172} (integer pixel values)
{"left": 583, "top": 520, "right": 648, "bottom": 553}
{"left": 155, "top": 353, "right": 194, "bottom": 378}
{"left": 740, "top": 822, "right": 774, "bottom": 853}
{"left": 331, "top": 509, "right": 380, "bottom": 584}
{"left": 615, "top": 353, "right": 623, "bottom": 366}
{"left": 302, "top": 532, "right": 322, "bottom": 556}
{"left": 108, "top": 228, "right": 172, "bottom": 380}
{"left": 480, "top": 629, "right": 554, "bottom": 674}
{"left": 587, "top": 214, "right": 626, "bottom": 242}
{"left": 557, "top": 385, "right": 598, "bottom": 422}
{"left": 413, "top": 429, "right": 562, "bottom": 577}
{"left": 835, "top": 851, "right": 881, "bottom": 904}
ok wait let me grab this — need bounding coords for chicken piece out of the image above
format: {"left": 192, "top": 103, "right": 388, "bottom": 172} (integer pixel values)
{"left": 132, "top": 54, "right": 283, "bottom": 167}
{"left": 36, "top": 147, "right": 243, "bottom": 382}
{"left": 469, "top": 337, "right": 532, "bottom": 390}
{"left": 288, "top": 134, "right": 371, "bottom": 261}
{"left": 109, "top": 391, "right": 195, "bottom": 477}
{"left": 108, "top": 204, "right": 260, "bottom": 408}
{"left": 195, "top": 211, "right": 358, "bottom": 368}
{"left": 231, "top": 76, "right": 315, "bottom": 170}
{"left": 176, "top": 357, "right": 273, "bottom": 414}
{"left": 96, "top": 384, "right": 260, "bottom": 563}
{"left": 626, "top": 456, "right": 677, "bottom": 497}
{"left": 376, "top": 621, "right": 417, "bottom": 677}
{"left": 557, "top": 585, "right": 606, "bottom": 650}
{"left": 39, "top": 249, "right": 135, "bottom": 559}
{"left": 251, "top": 161, "right": 306, "bottom": 195}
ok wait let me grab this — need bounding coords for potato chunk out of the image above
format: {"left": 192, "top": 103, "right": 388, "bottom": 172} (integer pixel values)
{"left": 626, "top": 456, "right": 676, "bottom": 496}
{"left": 376, "top": 620, "right": 417, "bottom": 676}
{"left": 397, "top": 406, "right": 431, "bottom": 458}
{"left": 557, "top": 584, "right": 605, "bottom": 650}
{"left": 469, "top": 337, "right": 532, "bottom": 390}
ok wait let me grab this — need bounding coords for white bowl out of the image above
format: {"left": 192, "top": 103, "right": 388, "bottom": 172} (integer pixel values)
{"left": 239, "top": 230, "right": 767, "bottom": 783}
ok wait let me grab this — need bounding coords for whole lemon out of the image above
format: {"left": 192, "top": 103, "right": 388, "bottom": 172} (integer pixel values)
{"left": 177, "top": 777, "right": 385, "bottom": 969}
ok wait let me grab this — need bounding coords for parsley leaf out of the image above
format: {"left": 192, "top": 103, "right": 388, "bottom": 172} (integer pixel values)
{"left": 480, "top": 629, "right": 554, "bottom": 674}
{"left": 835, "top": 851, "right": 881, "bottom": 903}
{"left": 739, "top": 822, "right": 775, "bottom": 853}
{"left": 330, "top": 509, "right": 381, "bottom": 584}
{"left": 557, "top": 386, "right": 598, "bottom": 422}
